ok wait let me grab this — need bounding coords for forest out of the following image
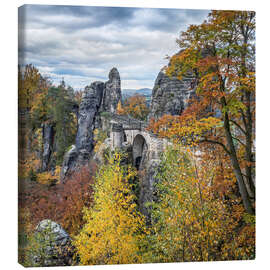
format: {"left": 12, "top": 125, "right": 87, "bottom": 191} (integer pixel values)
{"left": 18, "top": 10, "right": 255, "bottom": 266}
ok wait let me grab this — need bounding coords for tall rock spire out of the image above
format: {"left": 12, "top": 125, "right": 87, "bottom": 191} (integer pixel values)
{"left": 101, "top": 67, "right": 122, "bottom": 113}
{"left": 60, "top": 67, "right": 122, "bottom": 182}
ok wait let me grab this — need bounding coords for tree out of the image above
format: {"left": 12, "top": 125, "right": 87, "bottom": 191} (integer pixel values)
{"left": 19, "top": 163, "right": 96, "bottom": 242}
{"left": 149, "top": 11, "right": 255, "bottom": 214}
{"left": 19, "top": 65, "right": 78, "bottom": 172}
{"left": 143, "top": 144, "right": 255, "bottom": 262}
{"left": 73, "top": 152, "right": 147, "bottom": 265}
{"left": 18, "top": 64, "right": 41, "bottom": 111}
{"left": 120, "top": 94, "right": 149, "bottom": 121}
{"left": 18, "top": 65, "right": 52, "bottom": 171}
{"left": 46, "top": 81, "right": 77, "bottom": 164}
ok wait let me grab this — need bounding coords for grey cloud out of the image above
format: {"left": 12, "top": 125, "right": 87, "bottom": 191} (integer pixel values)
{"left": 18, "top": 5, "right": 209, "bottom": 90}
{"left": 19, "top": 5, "right": 136, "bottom": 32}
{"left": 129, "top": 8, "right": 209, "bottom": 33}
{"left": 20, "top": 5, "right": 208, "bottom": 33}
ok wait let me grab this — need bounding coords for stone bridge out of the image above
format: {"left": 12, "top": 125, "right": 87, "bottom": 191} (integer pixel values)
{"left": 104, "top": 113, "right": 169, "bottom": 171}
{"left": 99, "top": 113, "right": 170, "bottom": 216}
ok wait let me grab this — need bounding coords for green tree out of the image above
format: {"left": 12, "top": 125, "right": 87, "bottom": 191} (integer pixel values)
{"left": 46, "top": 81, "right": 77, "bottom": 164}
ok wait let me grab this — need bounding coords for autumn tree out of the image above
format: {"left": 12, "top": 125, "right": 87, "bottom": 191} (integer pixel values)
{"left": 19, "top": 65, "right": 78, "bottom": 173}
{"left": 149, "top": 11, "right": 255, "bottom": 214}
{"left": 18, "top": 65, "right": 52, "bottom": 173}
{"left": 19, "top": 163, "right": 96, "bottom": 242}
{"left": 116, "top": 101, "right": 124, "bottom": 115}
{"left": 73, "top": 152, "right": 147, "bottom": 265}
{"left": 119, "top": 94, "right": 149, "bottom": 121}
{"left": 143, "top": 145, "right": 255, "bottom": 262}
{"left": 18, "top": 64, "right": 42, "bottom": 111}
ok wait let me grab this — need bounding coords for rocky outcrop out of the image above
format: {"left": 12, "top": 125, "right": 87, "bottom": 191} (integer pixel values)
{"left": 60, "top": 82, "right": 104, "bottom": 182}
{"left": 101, "top": 67, "right": 122, "bottom": 113}
{"left": 76, "top": 82, "right": 105, "bottom": 153}
{"left": 138, "top": 159, "right": 161, "bottom": 219}
{"left": 148, "top": 70, "right": 196, "bottom": 120}
{"left": 41, "top": 123, "right": 54, "bottom": 171}
{"left": 60, "top": 145, "right": 78, "bottom": 181}
{"left": 60, "top": 68, "right": 121, "bottom": 182}
{"left": 30, "top": 219, "right": 73, "bottom": 266}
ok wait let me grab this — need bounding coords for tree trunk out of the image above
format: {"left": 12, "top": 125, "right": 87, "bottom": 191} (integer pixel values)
{"left": 223, "top": 110, "right": 255, "bottom": 214}
{"left": 243, "top": 91, "right": 255, "bottom": 199}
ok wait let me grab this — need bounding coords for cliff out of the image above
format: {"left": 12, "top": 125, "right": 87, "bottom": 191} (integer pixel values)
{"left": 148, "top": 70, "right": 196, "bottom": 120}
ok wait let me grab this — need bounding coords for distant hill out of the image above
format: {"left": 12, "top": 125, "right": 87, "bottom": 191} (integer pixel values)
{"left": 122, "top": 88, "right": 152, "bottom": 97}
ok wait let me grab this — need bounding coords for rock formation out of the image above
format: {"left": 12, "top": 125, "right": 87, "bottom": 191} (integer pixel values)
{"left": 60, "top": 68, "right": 121, "bottom": 182}
{"left": 148, "top": 70, "right": 196, "bottom": 120}
{"left": 139, "top": 159, "right": 160, "bottom": 218}
{"left": 30, "top": 219, "right": 73, "bottom": 266}
{"left": 41, "top": 123, "right": 54, "bottom": 171}
{"left": 101, "top": 67, "right": 122, "bottom": 113}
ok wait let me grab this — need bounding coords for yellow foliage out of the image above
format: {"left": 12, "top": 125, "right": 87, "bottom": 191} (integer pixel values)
{"left": 93, "top": 129, "right": 108, "bottom": 153}
{"left": 36, "top": 166, "right": 61, "bottom": 185}
{"left": 116, "top": 101, "right": 124, "bottom": 115}
{"left": 73, "top": 152, "right": 147, "bottom": 265}
{"left": 18, "top": 64, "right": 41, "bottom": 110}
{"left": 19, "top": 153, "right": 41, "bottom": 179}
{"left": 144, "top": 144, "right": 255, "bottom": 262}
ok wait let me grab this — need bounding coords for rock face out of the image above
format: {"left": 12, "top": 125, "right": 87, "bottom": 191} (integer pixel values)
{"left": 148, "top": 70, "right": 196, "bottom": 120}
{"left": 101, "top": 67, "right": 122, "bottom": 113}
{"left": 139, "top": 159, "right": 160, "bottom": 218}
{"left": 30, "top": 219, "right": 73, "bottom": 266}
{"left": 60, "top": 145, "right": 78, "bottom": 182}
{"left": 41, "top": 123, "right": 54, "bottom": 171}
{"left": 60, "top": 68, "right": 121, "bottom": 182}
{"left": 76, "top": 82, "right": 105, "bottom": 154}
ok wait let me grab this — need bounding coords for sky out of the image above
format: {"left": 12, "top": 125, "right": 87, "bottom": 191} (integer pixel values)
{"left": 18, "top": 5, "right": 209, "bottom": 90}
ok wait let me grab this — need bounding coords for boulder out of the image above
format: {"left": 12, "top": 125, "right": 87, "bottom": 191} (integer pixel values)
{"left": 30, "top": 219, "right": 73, "bottom": 266}
{"left": 60, "top": 145, "right": 77, "bottom": 182}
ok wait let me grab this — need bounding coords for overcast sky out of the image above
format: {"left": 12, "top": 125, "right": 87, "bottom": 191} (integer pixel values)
{"left": 19, "top": 5, "right": 209, "bottom": 90}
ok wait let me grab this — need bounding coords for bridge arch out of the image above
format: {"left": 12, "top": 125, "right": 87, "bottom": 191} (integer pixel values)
{"left": 132, "top": 134, "right": 148, "bottom": 170}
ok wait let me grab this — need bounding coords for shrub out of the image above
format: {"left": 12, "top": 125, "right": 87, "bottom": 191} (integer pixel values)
{"left": 36, "top": 166, "right": 61, "bottom": 185}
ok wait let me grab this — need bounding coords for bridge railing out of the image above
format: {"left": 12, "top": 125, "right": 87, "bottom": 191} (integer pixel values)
{"left": 108, "top": 113, "right": 160, "bottom": 136}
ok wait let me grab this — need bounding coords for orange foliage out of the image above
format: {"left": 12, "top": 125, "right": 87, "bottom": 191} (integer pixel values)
{"left": 150, "top": 10, "right": 256, "bottom": 214}
{"left": 120, "top": 94, "right": 149, "bottom": 120}
{"left": 145, "top": 143, "right": 255, "bottom": 262}
{"left": 19, "top": 163, "right": 97, "bottom": 236}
